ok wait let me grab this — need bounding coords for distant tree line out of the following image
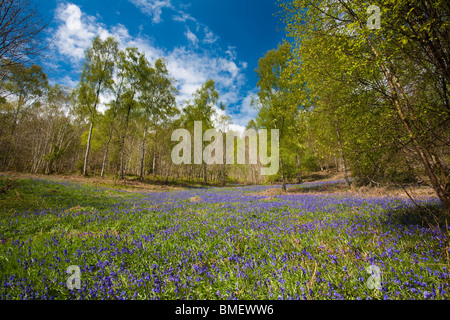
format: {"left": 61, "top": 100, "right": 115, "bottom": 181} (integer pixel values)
{"left": 0, "top": 32, "right": 264, "bottom": 185}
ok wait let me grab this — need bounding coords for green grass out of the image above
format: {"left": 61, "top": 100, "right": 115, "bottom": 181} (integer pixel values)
{"left": 0, "top": 178, "right": 137, "bottom": 213}
{"left": 0, "top": 177, "right": 449, "bottom": 300}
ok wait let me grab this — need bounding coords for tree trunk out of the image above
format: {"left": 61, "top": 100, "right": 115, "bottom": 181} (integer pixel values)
{"left": 101, "top": 123, "right": 114, "bottom": 178}
{"left": 152, "top": 131, "right": 157, "bottom": 176}
{"left": 202, "top": 140, "right": 207, "bottom": 185}
{"left": 82, "top": 79, "right": 102, "bottom": 176}
{"left": 165, "top": 161, "right": 172, "bottom": 185}
{"left": 120, "top": 103, "right": 132, "bottom": 180}
{"left": 274, "top": 120, "right": 286, "bottom": 191}
{"left": 222, "top": 164, "right": 226, "bottom": 187}
{"left": 297, "top": 154, "right": 303, "bottom": 184}
{"left": 334, "top": 121, "right": 350, "bottom": 187}
{"left": 102, "top": 77, "right": 123, "bottom": 178}
{"left": 83, "top": 121, "right": 94, "bottom": 176}
{"left": 334, "top": 155, "right": 339, "bottom": 173}
{"left": 280, "top": 155, "right": 287, "bottom": 192}
{"left": 139, "top": 127, "right": 148, "bottom": 180}
{"left": 203, "top": 163, "right": 207, "bottom": 185}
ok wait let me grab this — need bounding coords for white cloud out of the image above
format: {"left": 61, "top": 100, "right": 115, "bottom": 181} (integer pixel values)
{"left": 52, "top": 3, "right": 253, "bottom": 127}
{"left": 172, "top": 11, "right": 195, "bottom": 23}
{"left": 132, "top": 0, "right": 220, "bottom": 48}
{"left": 220, "top": 59, "right": 239, "bottom": 79}
{"left": 228, "top": 124, "right": 247, "bottom": 135}
{"left": 53, "top": 4, "right": 101, "bottom": 62}
{"left": 58, "top": 75, "right": 79, "bottom": 89}
{"left": 203, "top": 27, "right": 218, "bottom": 44}
{"left": 211, "top": 106, "right": 246, "bottom": 135}
{"left": 232, "top": 92, "right": 259, "bottom": 128}
{"left": 129, "top": 0, "right": 172, "bottom": 23}
{"left": 163, "top": 46, "right": 246, "bottom": 108}
{"left": 225, "top": 46, "right": 237, "bottom": 60}
{"left": 185, "top": 28, "right": 199, "bottom": 47}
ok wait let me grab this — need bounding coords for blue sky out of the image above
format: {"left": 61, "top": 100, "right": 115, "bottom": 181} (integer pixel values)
{"left": 36, "top": 0, "right": 287, "bottom": 131}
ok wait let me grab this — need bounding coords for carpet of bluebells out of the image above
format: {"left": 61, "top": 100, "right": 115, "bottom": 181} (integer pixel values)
{"left": 0, "top": 177, "right": 449, "bottom": 300}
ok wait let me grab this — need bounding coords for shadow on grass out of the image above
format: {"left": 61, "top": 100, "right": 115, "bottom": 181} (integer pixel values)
{"left": 386, "top": 202, "right": 449, "bottom": 230}
{"left": 303, "top": 173, "right": 332, "bottom": 181}
{"left": 287, "top": 183, "right": 349, "bottom": 194}
{"left": 133, "top": 177, "right": 212, "bottom": 190}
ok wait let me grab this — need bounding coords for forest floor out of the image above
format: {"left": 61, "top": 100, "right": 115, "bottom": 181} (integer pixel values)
{"left": 0, "top": 171, "right": 437, "bottom": 201}
{"left": 0, "top": 172, "right": 448, "bottom": 300}
{"left": 251, "top": 171, "right": 437, "bottom": 201}
{"left": 257, "top": 180, "right": 437, "bottom": 201}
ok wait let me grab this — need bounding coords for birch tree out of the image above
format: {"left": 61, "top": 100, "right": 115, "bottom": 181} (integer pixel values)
{"left": 74, "top": 36, "right": 118, "bottom": 176}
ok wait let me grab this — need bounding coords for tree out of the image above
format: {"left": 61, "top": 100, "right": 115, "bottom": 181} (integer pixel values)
{"left": 0, "top": 0, "right": 48, "bottom": 78}
{"left": 216, "top": 102, "right": 231, "bottom": 186}
{"left": 0, "top": 63, "right": 47, "bottom": 168}
{"left": 182, "top": 79, "right": 219, "bottom": 184}
{"left": 99, "top": 93, "right": 122, "bottom": 178}
{"left": 255, "top": 41, "right": 304, "bottom": 191}
{"left": 280, "top": 0, "right": 450, "bottom": 213}
{"left": 138, "top": 58, "right": 178, "bottom": 180}
{"left": 74, "top": 36, "right": 119, "bottom": 176}
{"left": 37, "top": 84, "right": 74, "bottom": 175}
{"left": 115, "top": 47, "right": 144, "bottom": 180}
